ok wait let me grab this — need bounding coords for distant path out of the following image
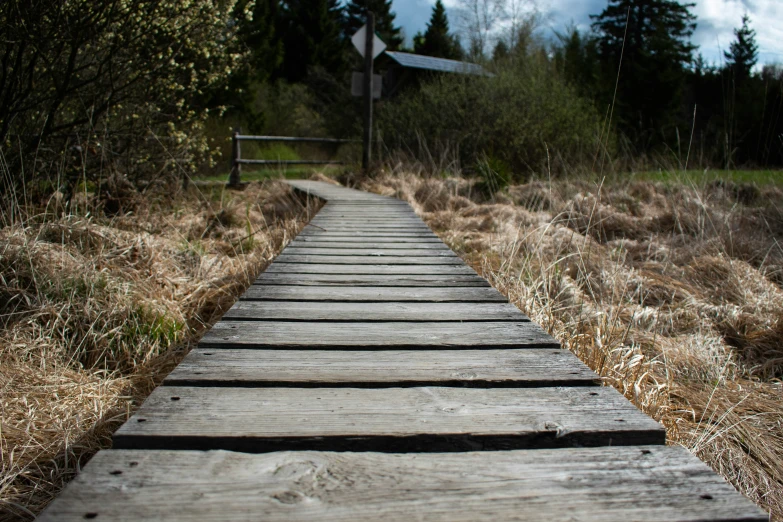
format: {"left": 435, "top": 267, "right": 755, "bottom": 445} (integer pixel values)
{"left": 38, "top": 181, "right": 766, "bottom": 520}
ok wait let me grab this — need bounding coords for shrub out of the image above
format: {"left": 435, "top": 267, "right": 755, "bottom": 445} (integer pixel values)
{"left": 378, "top": 53, "right": 607, "bottom": 179}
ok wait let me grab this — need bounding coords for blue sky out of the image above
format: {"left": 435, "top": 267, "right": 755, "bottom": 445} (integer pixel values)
{"left": 390, "top": 0, "right": 783, "bottom": 66}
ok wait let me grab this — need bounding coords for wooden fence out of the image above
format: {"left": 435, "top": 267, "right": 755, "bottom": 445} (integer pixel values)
{"left": 228, "top": 131, "right": 357, "bottom": 186}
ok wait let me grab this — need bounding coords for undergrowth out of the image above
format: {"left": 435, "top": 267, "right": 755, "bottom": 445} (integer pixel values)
{"left": 359, "top": 170, "right": 783, "bottom": 520}
{"left": 0, "top": 178, "right": 320, "bottom": 520}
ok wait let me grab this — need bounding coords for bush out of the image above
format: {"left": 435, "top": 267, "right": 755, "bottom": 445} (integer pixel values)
{"left": 0, "top": 0, "right": 242, "bottom": 193}
{"left": 378, "top": 53, "right": 607, "bottom": 179}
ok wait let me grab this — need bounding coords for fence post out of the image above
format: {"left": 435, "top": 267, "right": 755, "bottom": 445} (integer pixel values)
{"left": 228, "top": 128, "right": 241, "bottom": 186}
{"left": 362, "top": 11, "right": 375, "bottom": 173}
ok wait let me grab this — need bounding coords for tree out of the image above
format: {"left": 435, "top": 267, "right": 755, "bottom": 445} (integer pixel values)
{"left": 344, "top": 0, "right": 403, "bottom": 51}
{"left": 553, "top": 25, "right": 599, "bottom": 98}
{"left": 591, "top": 0, "right": 697, "bottom": 146}
{"left": 456, "top": 0, "right": 506, "bottom": 60}
{"left": 414, "top": 0, "right": 463, "bottom": 60}
{"left": 724, "top": 15, "right": 758, "bottom": 82}
{"left": 278, "top": 0, "right": 347, "bottom": 83}
{"left": 0, "top": 0, "right": 241, "bottom": 179}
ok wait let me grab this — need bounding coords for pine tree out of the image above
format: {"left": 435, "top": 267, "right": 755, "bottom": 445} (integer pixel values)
{"left": 278, "top": 0, "right": 347, "bottom": 83}
{"left": 414, "top": 0, "right": 463, "bottom": 59}
{"left": 591, "top": 0, "right": 696, "bottom": 145}
{"left": 344, "top": 0, "right": 404, "bottom": 51}
{"left": 724, "top": 15, "right": 758, "bottom": 82}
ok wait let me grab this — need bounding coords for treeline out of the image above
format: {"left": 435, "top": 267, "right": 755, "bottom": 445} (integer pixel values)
{"left": 2, "top": 0, "right": 782, "bottom": 199}
{"left": 553, "top": 2, "right": 783, "bottom": 168}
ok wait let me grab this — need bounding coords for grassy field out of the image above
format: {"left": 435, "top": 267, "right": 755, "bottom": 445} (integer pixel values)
{"left": 0, "top": 180, "right": 319, "bottom": 520}
{"left": 359, "top": 171, "right": 783, "bottom": 520}
{"left": 629, "top": 169, "right": 783, "bottom": 185}
{"left": 3, "top": 167, "right": 783, "bottom": 520}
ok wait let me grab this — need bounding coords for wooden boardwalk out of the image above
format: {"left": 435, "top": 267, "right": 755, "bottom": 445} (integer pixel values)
{"left": 39, "top": 180, "right": 766, "bottom": 521}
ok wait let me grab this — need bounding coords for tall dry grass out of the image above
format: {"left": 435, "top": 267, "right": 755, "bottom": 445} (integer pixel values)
{"left": 359, "top": 171, "right": 783, "bottom": 520}
{"left": 0, "top": 178, "right": 320, "bottom": 520}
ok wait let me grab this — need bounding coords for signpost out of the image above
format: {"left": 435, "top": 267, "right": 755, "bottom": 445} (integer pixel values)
{"left": 351, "top": 12, "right": 385, "bottom": 173}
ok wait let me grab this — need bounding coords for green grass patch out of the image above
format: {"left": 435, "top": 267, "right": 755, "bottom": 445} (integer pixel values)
{"left": 195, "top": 165, "right": 343, "bottom": 183}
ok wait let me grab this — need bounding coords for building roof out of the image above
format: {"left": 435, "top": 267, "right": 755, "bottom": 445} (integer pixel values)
{"left": 383, "top": 52, "right": 488, "bottom": 76}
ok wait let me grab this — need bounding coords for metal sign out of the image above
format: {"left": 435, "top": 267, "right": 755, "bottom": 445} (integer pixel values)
{"left": 351, "top": 72, "right": 382, "bottom": 99}
{"left": 351, "top": 24, "right": 386, "bottom": 59}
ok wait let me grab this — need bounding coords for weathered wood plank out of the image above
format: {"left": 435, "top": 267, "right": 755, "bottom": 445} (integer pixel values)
{"left": 293, "top": 236, "right": 444, "bottom": 243}
{"left": 310, "top": 218, "right": 425, "bottom": 224}
{"left": 287, "top": 241, "right": 450, "bottom": 249}
{"left": 240, "top": 286, "right": 507, "bottom": 302}
{"left": 253, "top": 273, "right": 489, "bottom": 287}
{"left": 263, "top": 263, "right": 477, "bottom": 275}
{"left": 310, "top": 219, "right": 430, "bottom": 226}
{"left": 299, "top": 227, "right": 437, "bottom": 237}
{"left": 164, "top": 349, "right": 597, "bottom": 387}
{"left": 112, "top": 386, "right": 664, "bottom": 451}
{"left": 273, "top": 255, "right": 464, "bottom": 265}
{"left": 38, "top": 446, "right": 767, "bottom": 522}
{"left": 222, "top": 301, "right": 525, "bottom": 321}
{"left": 281, "top": 247, "right": 457, "bottom": 257}
{"left": 199, "top": 321, "right": 557, "bottom": 348}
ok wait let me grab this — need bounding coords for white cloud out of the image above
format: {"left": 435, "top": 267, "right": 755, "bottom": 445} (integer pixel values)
{"left": 391, "top": 0, "right": 783, "bottom": 64}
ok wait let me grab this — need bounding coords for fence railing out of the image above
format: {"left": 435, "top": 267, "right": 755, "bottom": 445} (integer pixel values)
{"left": 228, "top": 131, "right": 357, "bottom": 186}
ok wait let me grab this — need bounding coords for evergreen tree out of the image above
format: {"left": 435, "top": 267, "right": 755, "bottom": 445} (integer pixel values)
{"left": 344, "top": 0, "right": 404, "bottom": 51}
{"left": 724, "top": 15, "right": 758, "bottom": 81}
{"left": 553, "top": 26, "right": 599, "bottom": 99}
{"left": 278, "top": 0, "right": 347, "bottom": 83}
{"left": 591, "top": 0, "right": 696, "bottom": 146}
{"left": 414, "top": 0, "right": 463, "bottom": 59}
{"left": 492, "top": 40, "right": 509, "bottom": 62}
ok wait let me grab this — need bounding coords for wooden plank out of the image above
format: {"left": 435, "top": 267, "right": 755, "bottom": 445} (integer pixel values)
{"left": 273, "top": 255, "right": 464, "bottom": 265}
{"left": 111, "top": 386, "right": 665, "bottom": 451}
{"left": 305, "top": 223, "right": 430, "bottom": 228}
{"left": 38, "top": 446, "right": 768, "bottom": 522}
{"left": 280, "top": 247, "right": 457, "bottom": 257}
{"left": 293, "top": 236, "right": 444, "bottom": 243}
{"left": 222, "top": 301, "right": 525, "bottom": 321}
{"left": 240, "top": 286, "right": 507, "bottom": 302}
{"left": 199, "top": 321, "right": 557, "bottom": 348}
{"left": 311, "top": 217, "right": 424, "bottom": 223}
{"left": 263, "top": 263, "right": 477, "bottom": 275}
{"left": 164, "top": 349, "right": 598, "bottom": 387}
{"left": 299, "top": 227, "right": 437, "bottom": 237}
{"left": 253, "top": 273, "right": 490, "bottom": 287}
{"left": 287, "top": 241, "right": 450, "bottom": 249}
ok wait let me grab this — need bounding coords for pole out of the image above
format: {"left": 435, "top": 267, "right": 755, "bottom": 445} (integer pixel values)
{"left": 362, "top": 12, "right": 374, "bottom": 173}
{"left": 229, "top": 128, "right": 241, "bottom": 186}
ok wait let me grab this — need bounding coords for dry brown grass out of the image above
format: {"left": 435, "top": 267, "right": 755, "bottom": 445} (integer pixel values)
{"left": 359, "top": 171, "right": 783, "bottom": 520}
{"left": 0, "top": 179, "right": 319, "bottom": 521}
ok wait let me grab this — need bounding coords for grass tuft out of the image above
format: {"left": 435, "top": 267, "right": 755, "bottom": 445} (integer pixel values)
{"left": 361, "top": 170, "right": 783, "bottom": 520}
{"left": 0, "top": 178, "right": 321, "bottom": 520}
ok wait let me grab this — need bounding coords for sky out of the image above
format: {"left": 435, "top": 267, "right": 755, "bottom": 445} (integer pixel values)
{"left": 390, "top": 0, "right": 783, "bottom": 67}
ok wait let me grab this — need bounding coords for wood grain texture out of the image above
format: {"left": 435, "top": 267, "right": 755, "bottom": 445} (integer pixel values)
{"left": 288, "top": 241, "right": 449, "bottom": 249}
{"left": 39, "top": 446, "right": 767, "bottom": 522}
{"left": 199, "top": 321, "right": 558, "bottom": 348}
{"left": 240, "top": 286, "right": 507, "bottom": 302}
{"left": 222, "top": 301, "right": 525, "bottom": 321}
{"left": 263, "top": 263, "right": 478, "bottom": 275}
{"left": 253, "top": 273, "right": 490, "bottom": 287}
{"left": 113, "top": 386, "right": 665, "bottom": 451}
{"left": 280, "top": 247, "right": 458, "bottom": 257}
{"left": 299, "top": 227, "right": 438, "bottom": 238}
{"left": 273, "top": 255, "right": 465, "bottom": 265}
{"left": 305, "top": 225, "right": 432, "bottom": 231}
{"left": 164, "top": 349, "right": 598, "bottom": 387}
{"left": 292, "top": 236, "right": 444, "bottom": 243}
